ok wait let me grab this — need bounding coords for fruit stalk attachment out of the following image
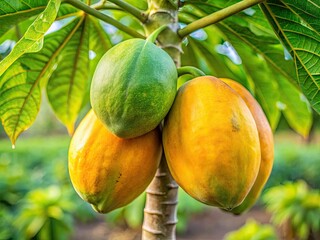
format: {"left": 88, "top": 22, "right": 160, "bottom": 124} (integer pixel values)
{"left": 146, "top": 25, "right": 169, "bottom": 43}
{"left": 177, "top": 66, "right": 206, "bottom": 78}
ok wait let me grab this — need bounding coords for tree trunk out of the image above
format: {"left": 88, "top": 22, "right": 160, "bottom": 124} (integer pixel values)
{"left": 142, "top": 0, "right": 182, "bottom": 239}
{"left": 142, "top": 156, "right": 179, "bottom": 239}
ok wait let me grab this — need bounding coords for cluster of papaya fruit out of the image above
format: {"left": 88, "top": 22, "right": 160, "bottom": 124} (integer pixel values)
{"left": 68, "top": 37, "right": 274, "bottom": 215}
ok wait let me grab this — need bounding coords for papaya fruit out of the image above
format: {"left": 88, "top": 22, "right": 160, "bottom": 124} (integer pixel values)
{"left": 90, "top": 38, "right": 177, "bottom": 139}
{"left": 68, "top": 110, "right": 162, "bottom": 213}
{"left": 220, "top": 78, "right": 274, "bottom": 214}
{"left": 162, "top": 76, "right": 261, "bottom": 210}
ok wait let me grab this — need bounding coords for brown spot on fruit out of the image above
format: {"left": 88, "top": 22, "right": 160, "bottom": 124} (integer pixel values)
{"left": 231, "top": 114, "right": 240, "bottom": 132}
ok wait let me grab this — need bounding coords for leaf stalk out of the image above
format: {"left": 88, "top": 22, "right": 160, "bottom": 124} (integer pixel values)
{"left": 107, "top": 0, "right": 148, "bottom": 22}
{"left": 178, "top": 0, "right": 265, "bottom": 38}
{"left": 63, "top": 0, "right": 145, "bottom": 38}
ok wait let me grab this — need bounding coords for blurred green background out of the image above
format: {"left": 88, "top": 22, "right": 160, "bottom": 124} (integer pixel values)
{"left": 0, "top": 97, "right": 320, "bottom": 240}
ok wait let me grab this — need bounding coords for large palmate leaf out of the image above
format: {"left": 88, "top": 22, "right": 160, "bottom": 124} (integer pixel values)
{"left": 277, "top": 75, "right": 312, "bottom": 137}
{"left": 0, "top": 18, "right": 35, "bottom": 46}
{"left": 46, "top": 15, "right": 114, "bottom": 134}
{"left": 0, "top": 3, "right": 80, "bottom": 46}
{"left": 47, "top": 16, "right": 89, "bottom": 134}
{"left": 232, "top": 36, "right": 281, "bottom": 130}
{"left": 0, "top": 0, "right": 48, "bottom": 36}
{"left": 0, "top": 18, "right": 81, "bottom": 145}
{"left": 261, "top": 0, "right": 320, "bottom": 114}
{"left": 84, "top": 17, "right": 113, "bottom": 105}
{"left": 181, "top": 2, "right": 299, "bottom": 84}
{"left": 88, "top": 17, "right": 113, "bottom": 76}
{"left": 0, "top": 0, "right": 61, "bottom": 77}
{"left": 178, "top": 16, "right": 250, "bottom": 87}
{"left": 187, "top": 39, "right": 245, "bottom": 81}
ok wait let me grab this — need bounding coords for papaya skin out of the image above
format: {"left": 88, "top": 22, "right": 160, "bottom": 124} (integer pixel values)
{"left": 68, "top": 110, "right": 162, "bottom": 213}
{"left": 220, "top": 78, "right": 274, "bottom": 214}
{"left": 163, "top": 76, "right": 261, "bottom": 210}
{"left": 90, "top": 38, "right": 177, "bottom": 138}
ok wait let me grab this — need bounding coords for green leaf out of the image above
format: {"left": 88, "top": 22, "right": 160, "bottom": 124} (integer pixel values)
{"left": 218, "top": 19, "right": 297, "bottom": 86}
{"left": 88, "top": 17, "right": 113, "bottom": 76}
{"left": 57, "top": 2, "right": 79, "bottom": 17}
{"left": 0, "top": 0, "right": 48, "bottom": 36}
{"left": 0, "top": 18, "right": 81, "bottom": 145}
{"left": 0, "top": 62, "right": 42, "bottom": 146}
{"left": 187, "top": 38, "right": 245, "bottom": 81}
{"left": 46, "top": 16, "right": 113, "bottom": 134}
{"left": 179, "top": 12, "right": 250, "bottom": 87}
{"left": 243, "top": 53, "right": 281, "bottom": 130}
{"left": 211, "top": 22, "right": 281, "bottom": 129}
{"left": 183, "top": 2, "right": 299, "bottom": 85}
{"left": 0, "top": 18, "right": 35, "bottom": 46}
{"left": 0, "top": 0, "right": 61, "bottom": 77}
{"left": 261, "top": 0, "right": 320, "bottom": 114}
{"left": 277, "top": 76, "right": 312, "bottom": 137}
{"left": 47, "top": 15, "right": 89, "bottom": 134}
{"left": 85, "top": 17, "right": 113, "bottom": 108}
{"left": 0, "top": 2, "right": 80, "bottom": 45}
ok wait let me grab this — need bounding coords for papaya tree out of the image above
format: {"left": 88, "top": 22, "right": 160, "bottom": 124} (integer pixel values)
{"left": 0, "top": 0, "right": 319, "bottom": 239}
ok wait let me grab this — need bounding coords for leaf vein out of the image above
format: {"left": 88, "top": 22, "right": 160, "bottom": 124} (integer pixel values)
{"left": 0, "top": 6, "right": 45, "bottom": 20}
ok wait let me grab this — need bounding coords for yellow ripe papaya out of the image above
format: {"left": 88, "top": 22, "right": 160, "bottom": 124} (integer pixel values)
{"left": 163, "top": 76, "right": 261, "bottom": 210}
{"left": 220, "top": 78, "right": 274, "bottom": 214}
{"left": 68, "top": 110, "right": 162, "bottom": 213}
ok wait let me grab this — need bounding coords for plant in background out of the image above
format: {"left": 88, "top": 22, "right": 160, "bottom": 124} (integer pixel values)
{"left": 267, "top": 143, "right": 320, "bottom": 189}
{"left": 0, "top": 137, "right": 97, "bottom": 239}
{"left": 0, "top": 156, "right": 31, "bottom": 208}
{"left": 0, "top": 204, "right": 15, "bottom": 240}
{"left": 14, "top": 186, "right": 75, "bottom": 240}
{"left": 224, "top": 219, "right": 278, "bottom": 240}
{"left": 263, "top": 181, "right": 320, "bottom": 240}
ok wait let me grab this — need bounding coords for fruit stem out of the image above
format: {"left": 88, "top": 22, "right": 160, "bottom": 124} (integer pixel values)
{"left": 146, "top": 25, "right": 168, "bottom": 43}
{"left": 63, "top": 0, "right": 145, "bottom": 38}
{"left": 144, "top": 0, "right": 182, "bottom": 65}
{"left": 178, "top": 0, "right": 265, "bottom": 38}
{"left": 177, "top": 66, "right": 206, "bottom": 78}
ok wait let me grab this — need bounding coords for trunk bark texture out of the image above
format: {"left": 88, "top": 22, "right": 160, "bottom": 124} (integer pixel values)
{"left": 142, "top": 157, "right": 179, "bottom": 239}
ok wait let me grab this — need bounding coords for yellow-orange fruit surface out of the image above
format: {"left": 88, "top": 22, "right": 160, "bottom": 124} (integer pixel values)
{"left": 220, "top": 78, "right": 274, "bottom": 214}
{"left": 68, "top": 110, "right": 162, "bottom": 213}
{"left": 163, "top": 76, "right": 261, "bottom": 210}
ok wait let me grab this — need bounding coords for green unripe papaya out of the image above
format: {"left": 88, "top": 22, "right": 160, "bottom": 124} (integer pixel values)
{"left": 90, "top": 38, "right": 177, "bottom": 138}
